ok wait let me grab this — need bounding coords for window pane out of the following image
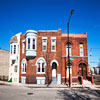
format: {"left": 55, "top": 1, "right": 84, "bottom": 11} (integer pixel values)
{"left": 33, "top": 39, "right": 35, "bottom": 49}
{"left": 12, "top": 60, "right": 15, "bottom": 65}
{"left": 52, "top": 45, "right": 55, "bottom": 50}
{"left": 28, "top": 38, "right": 30, "bottom": 49}
{"left": 43, "top": 45, "right": 46, "bottom": 51}
{"left": 14, "top": 45, "right": 16, "bottom": 54}
{"left": 52, "top": 39, "right": 55, "bottom": 42}
{"left": 25, "top": 64, "right": 26, "bottom": 72}
{"left": 22, "top": 42, "right": 25, "bottom": 53}
{"left": 42, "top": 63, "right": 44, "bottom": 72}
{"left": 43, "top": 39, "right": 46, "bottom": 42}
{"left": 42, "top": 39, "right": 47, "bottom": 51}
{"left": 38, "top": 63, "right": 40, "bottom": 72}
{"left": 80, "top": 44, "right": 83, "bottom": 56}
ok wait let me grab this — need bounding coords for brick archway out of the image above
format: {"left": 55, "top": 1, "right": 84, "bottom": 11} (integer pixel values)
{"left": 79, "top": 63, "right": 87, "bottom": 79}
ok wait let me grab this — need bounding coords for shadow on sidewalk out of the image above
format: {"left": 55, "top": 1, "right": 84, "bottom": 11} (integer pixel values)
{"left": 57, "top": 89, "right": 100, "bottom": 100}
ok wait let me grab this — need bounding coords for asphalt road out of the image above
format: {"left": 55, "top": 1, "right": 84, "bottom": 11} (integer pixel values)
{"left": 0, "top": 85, "right": 100, "bottom": 100}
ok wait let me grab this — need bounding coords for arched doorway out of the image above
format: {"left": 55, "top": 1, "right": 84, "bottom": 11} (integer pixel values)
{"left": 79, "top": 63, "right": 87, "bottom": 79}
{"left": 52, "top": 62, "right": 57, "bottom": 84}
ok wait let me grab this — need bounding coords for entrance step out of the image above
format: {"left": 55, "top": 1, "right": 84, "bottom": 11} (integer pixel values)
{"left": 51, "top": 77, "right": 56, "bottom": 85}
{"left": 83, "top": 80, "right": 92, "bottom": 85}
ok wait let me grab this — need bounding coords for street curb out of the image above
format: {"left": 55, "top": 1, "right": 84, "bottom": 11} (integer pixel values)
{"left": 0, "top": 81, "right": 100, "bottom": 89}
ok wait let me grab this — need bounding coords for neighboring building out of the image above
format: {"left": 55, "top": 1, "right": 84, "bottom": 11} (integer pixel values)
{"left": 9, "top": 29, "right": 90, "bottom": 85}
{"left": 9, "top": 33, "right": 22, "bottom": 83}
{"left": 90, "top": 67, "right": 100, "bottom": 75}
{"left": 0, "top": 49, "right": 10, "bottom": 81}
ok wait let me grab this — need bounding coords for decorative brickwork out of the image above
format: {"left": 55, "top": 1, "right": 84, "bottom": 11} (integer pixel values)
{"left": 18, "top": 29, "right": 89, "bottom": 85}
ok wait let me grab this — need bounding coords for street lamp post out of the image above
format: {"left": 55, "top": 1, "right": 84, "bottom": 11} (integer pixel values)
{"left": 67, "top": 10, "right": 74, "bottom": 88}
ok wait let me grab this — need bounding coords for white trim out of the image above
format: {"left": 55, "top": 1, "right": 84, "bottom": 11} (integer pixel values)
{"left": 36, "top": 57, "right": 46, "bottom": 74}
{"left": 51, "top": 37, "right": 56, "bottom": 39}
{"left": 51, "top": 37, "right": 56, "bottom": 52}
{"left": 22, "top": 41, "right": 25, "bottom": 54}
{"left": 21, "top": 58, "right": 27, "bottom": 74}
{"left": 72, "top": 76, "right": 78, "bottom": 78}
{"left": 26, "top": 30, "right": 37, "bottom": 33}
{"left": 22, "top": 40, "right": 25, "bottom": 42}
{"left": 35, "top": 57, "right": 46, "bottom": 66}
{"left": 42, "top": 37, "right": 47, "bottom": 39}
{"left": 37, "top": 72, "right": 45, "bottom": 74}
{"left": 21, "top": 58, "right": 27, "bottom": 66}
{"left": 50, "top": 60, "right": 59, "bottom": 66}
{"left": 36, "top": 77, "right": 45, "bottom": 80}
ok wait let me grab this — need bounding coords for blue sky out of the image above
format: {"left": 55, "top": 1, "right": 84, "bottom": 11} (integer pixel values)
{"left": 0, "top": 0, "right": 100, "bottom": 67}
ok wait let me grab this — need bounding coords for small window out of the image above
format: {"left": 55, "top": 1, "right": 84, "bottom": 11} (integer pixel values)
{"left": 51, "top": 39, "right": 56, "bottom": 52}
{"left": 22, "top": 41, "right": 25, "bottom": 53}
{"left": 14, "top": 65, "right": 17, "bottom": 72}
{"left": 80, "top": 43, "right": 84, "bottom": 56}
{"left": 28, "top": 38, "right": 30, "bottom": 49}
{"left": 12, "top": 60, "right": 15, "bottom": 65}
{"left": 42, "top": 39, "right": 47, "bottom": 51}
{"left": 14, "top": 45, "right": 16, "bottom": 54}
{"left": 33, "top": 39, "right": 35, "bottom": 49}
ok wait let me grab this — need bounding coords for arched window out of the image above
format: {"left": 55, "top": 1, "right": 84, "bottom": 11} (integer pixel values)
{"left": 66, "top": 43, "right": 71, "bottom": 56}
{"left": 36, "top": 57, "right": 46, "bottom": 74}
{"left": 21, "top": 59, "right": 27, "bottom": 74}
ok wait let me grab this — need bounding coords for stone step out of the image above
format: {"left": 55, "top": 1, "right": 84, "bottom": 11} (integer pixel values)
{"left": 83, "top": 80, "right": 92, "bottom": 85}
{"left": 51, "top": 77, "right": 57, "bottom": 85}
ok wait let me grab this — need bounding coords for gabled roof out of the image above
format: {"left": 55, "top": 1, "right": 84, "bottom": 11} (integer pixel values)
{"left": 10, "top": 36, "right": 18, "bottom": 43}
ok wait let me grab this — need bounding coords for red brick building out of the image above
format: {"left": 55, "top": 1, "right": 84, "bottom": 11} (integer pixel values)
{"left": 10, "top": 29, "right": 92, "bottom": 85}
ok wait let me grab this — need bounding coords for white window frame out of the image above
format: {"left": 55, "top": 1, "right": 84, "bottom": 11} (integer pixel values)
{"left": 51, "top": 37, "right": 56, "bottom": 52}
{"left": 21, "top": 58, "right": 27, "bottom": 74}
{"left": 26, "top": 37, "right": 36, "bottom": 50}
{"left": 10, "top": 43, "right": 17, "bottom": 55}
{"left": 32, "top": 38, "right": 35, "bottom": 50}
{"left": 36, "top": 57, "right": 46, "bottom": 74}
{"left": 80, "top": 43, "right": 84, "bottom": 56}
{"left": 28, "top": 38, "right": 30, "bottom": 49}
{"left": 42, "top": 37, "right": 47, "bottom": 52}
{"left": 22, "top": 40, "right": 25, "bottom": 54}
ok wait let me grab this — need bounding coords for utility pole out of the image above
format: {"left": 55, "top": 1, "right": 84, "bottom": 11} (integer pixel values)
{"left": 67, "top": 10, "right": 74, "bottom": 88}
{"left": 90, "top": 48, "right": 92, "bottom": 68}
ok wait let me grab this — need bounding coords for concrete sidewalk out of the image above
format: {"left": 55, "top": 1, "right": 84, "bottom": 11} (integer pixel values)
{"left": 0, "top": 80, "right": 100, "bottom": 89}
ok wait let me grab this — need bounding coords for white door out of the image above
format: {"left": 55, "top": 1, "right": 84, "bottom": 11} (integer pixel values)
{"left": 52, "top": 69, "right": 56, "bottom": 77}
